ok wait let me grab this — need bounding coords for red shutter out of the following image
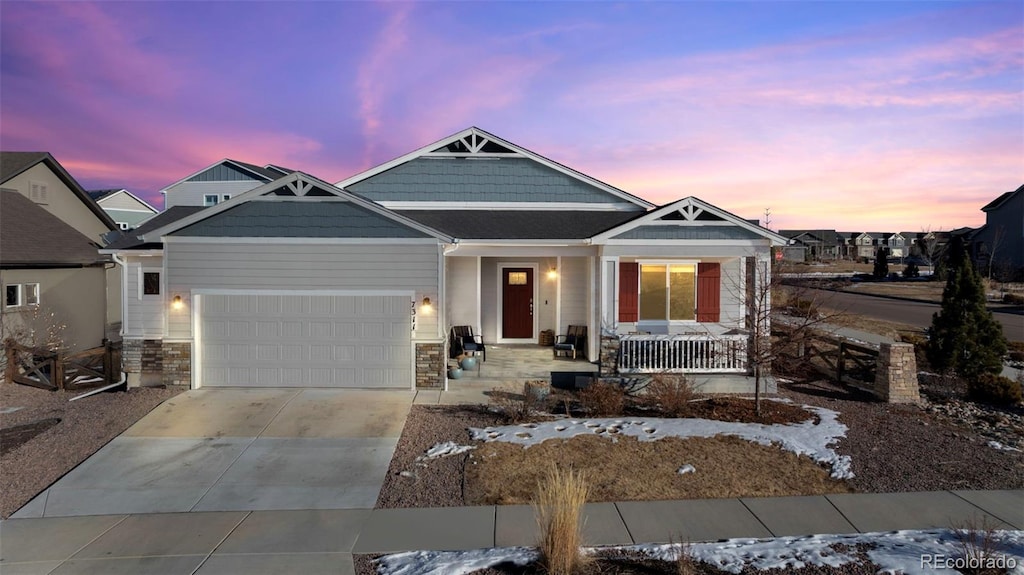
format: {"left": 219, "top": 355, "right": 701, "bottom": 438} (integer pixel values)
{"left": 618, "top": 262, "right": 639, "bottom": 322}
{"left": 696, "top": 262, "right": 721, "bottom": 322}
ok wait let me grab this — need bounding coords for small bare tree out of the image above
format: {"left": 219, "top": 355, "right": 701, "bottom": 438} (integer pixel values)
{"left": 918, "top": 226, "right": 946, "bottom": 277}
{"left": 0, "top": 304, "right": 68, "bottom": 374}
{"left": 744, "top": 256, "right": 846, "bottom": 415}
{"left": 986, "top": 225, "right": 1006, "bottom": 283}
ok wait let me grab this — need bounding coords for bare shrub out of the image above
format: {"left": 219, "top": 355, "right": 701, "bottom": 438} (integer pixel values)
{"left": 924, "top": 370, "right": 968, "bottom": 402}
{"left": 951, "top": 517, "right": 1006, "bottom": 575}
{"left": 641, "top": 373, "right": 697, "bottom": 417}
{"left": 534, "top": 466, "right": 589, "bottom": 575}
{"left": 489, "top": 383, "right": 543, "bottom": 423}
{"left": 577, "top": 381, "right": 625, "bottom": 416}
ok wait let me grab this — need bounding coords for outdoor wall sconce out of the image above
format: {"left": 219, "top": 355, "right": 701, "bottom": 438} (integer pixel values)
{"left": 421, "top": 297, "right": 432, "bottom": 311}
{"left": 172, "top": 295, "right": 183, "bottom": 310}
{"left": 547, "top": 267, "right": 558, "bottom": 280}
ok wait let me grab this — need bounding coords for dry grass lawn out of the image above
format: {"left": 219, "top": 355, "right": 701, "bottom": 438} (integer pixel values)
{"left": 465, "top": 434, "right": 850, "bottom": 505}
{"left": 843, "top": 281, "right": 944, "bottom": 302}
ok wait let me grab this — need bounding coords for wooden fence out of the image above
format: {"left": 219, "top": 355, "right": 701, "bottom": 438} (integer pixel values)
{"left": 777, "top": 328, "right": 879, "bottom": 388}
{"left": 3, "top": 339, "right": 122, "bottom": 391}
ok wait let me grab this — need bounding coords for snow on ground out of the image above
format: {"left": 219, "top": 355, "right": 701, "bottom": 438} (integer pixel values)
{"left": 988, "top": 440, "right": 1021, "bottom": 452}
{"left": 419, "top": 442, "right": 476, "bottom": 460}
{"left": 469, "top": 404, "right": 853, "bottom": 479}
{"left": 374, "top": 530, "right": 1024, "bottom": 575}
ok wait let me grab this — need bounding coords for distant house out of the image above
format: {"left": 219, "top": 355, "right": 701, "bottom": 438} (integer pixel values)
{"left": 779, "top": 229, "right": 844, "bottom": 260}
{"left": 1, "top": 152, "right": 118, "bottom": 350}
{"left": 853, "top": 232, "right": 883, "bottom": 259}
{"left": 886, "top": 233, "right": 906, "bottom": 258}
{"left": 970, "top": 185, "right": 1023, "bottom": 278}
{"left": 161, "top": 159, "right": 293, "bottom": 209}
{"left": 88, "top": 189, "right": 159, "bottom": 231}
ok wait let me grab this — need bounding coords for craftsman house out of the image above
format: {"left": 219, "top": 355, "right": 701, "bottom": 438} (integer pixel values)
{"left": 106, "top": 128, "right": 788, "bottom": 390}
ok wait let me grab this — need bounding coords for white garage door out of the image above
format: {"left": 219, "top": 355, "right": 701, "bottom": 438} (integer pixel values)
{"left": 199, "top": 293, "right": 412, "bottom": 388}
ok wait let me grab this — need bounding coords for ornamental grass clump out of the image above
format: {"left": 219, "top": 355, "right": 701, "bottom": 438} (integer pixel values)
{"left": 534, "top": 466, "right": 590, "bottom": 575}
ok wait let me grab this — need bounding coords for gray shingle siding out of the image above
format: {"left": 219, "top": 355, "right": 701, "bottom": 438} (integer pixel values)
{"left": 172, "top": 201, "right": 430, "bottom": 238}
{"left": 187, "top": 163, "right": 269, "bottom": 183}
{"left": 612, "top": 225, "right": 763, "bottom": 240}
{"left": 348, "top": 157, "right": 624, "bottom": 204}
{"left": 397, "top": 209, "right": 641, "bottom": 239}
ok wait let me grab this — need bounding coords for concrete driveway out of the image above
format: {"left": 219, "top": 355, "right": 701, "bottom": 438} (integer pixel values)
{"left": 13, "top": 388, "right": 414, "bottom": 518}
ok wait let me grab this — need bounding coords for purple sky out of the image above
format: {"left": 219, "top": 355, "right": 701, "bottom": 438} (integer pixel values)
{"left": 2, "top": 1, "right": 1020, "bottom": 231}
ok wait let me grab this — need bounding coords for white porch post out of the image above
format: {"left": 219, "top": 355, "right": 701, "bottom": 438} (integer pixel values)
{"left": 554, "top": 255, "right": 562, "bottom": 335}
{"left": 474, "top": 256, "right": 482, "bottom": 335}
{"left": 588, "top": 255, "right": 598, "bottom": 361}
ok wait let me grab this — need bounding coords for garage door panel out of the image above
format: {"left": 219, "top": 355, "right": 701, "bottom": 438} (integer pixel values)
{"left": 200, "top": 294, "right": 411, "bottom": 388}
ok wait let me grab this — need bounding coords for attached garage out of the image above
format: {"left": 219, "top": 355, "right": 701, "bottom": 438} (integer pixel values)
{"left": 196, "top": 292, "right": 413, "bottom": 388}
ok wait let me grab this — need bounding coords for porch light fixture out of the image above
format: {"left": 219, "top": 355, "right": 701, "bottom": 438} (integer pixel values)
{"left": 547, "top": 267, "right": 558, "bottom": 280}
{"left": 421, "top": 297, "right": 432, "bottom": 311}
{"left": 172, "top": 295, "right": 183, "bottom": 310}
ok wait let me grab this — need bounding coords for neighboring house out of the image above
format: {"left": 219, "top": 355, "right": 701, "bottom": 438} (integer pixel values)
{"left": 0, "top": 152, "right": 120, "bottom": 344}
{"left": 778, "top": 230, "right": 844, "bottom": 260}
{"left": 0, "top": 192, "right": 109, "bottom": 352}
{"left": 161, "top": 159, "right": 293, "bottom": 209}
{"left": 88, "top": 189, "right": 159, "bottom": 230}
{"left": 853, "top": 232, "right": 880, "bottom": 259}
{"left": 886, "top": 233, "right": 906, "bottom": 258}
{"left": 970, "top": 184, "right": 1023, "bottom": 277}
{"left": 108, "top": 128, "right": 787, "bottom": 390}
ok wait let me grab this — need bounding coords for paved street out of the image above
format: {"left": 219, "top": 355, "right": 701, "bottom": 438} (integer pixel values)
{"left": 798, "top": 288, "right": 1024, "bottom": 342}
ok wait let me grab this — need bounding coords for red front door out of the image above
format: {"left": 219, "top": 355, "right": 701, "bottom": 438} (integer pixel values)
{"left": 502, "top": 268, "right": 533, "bottom": 339}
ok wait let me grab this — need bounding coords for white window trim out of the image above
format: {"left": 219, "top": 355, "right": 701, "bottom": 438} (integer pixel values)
{"left": 221, "top": 194, "right": 231, "bottom": 201}
{"left": 5, "top": 284, "right": 22, "bottom": 308}
{"left": 203, "top": 194, "right": 219, "bottom": 206}
{"left": 636, "top": 260, "right": 700, "bottom": 324}
{"left": 118, "top": 222, "right": 131, "bottom": 231}
{"left": 140, "top": 268, "right": 162, "bottom": 299}
{"left": 24, "top": 283, "right": 40, "bottom": 306}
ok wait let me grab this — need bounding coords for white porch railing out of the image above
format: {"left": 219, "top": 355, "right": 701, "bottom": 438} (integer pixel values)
{"left": 617, "top": 334, "right": 748, "bottom": 374}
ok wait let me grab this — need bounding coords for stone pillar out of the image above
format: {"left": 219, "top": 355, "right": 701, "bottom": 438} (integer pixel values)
{"left": 161, "top": 341, "right": 191, "bottom": 387}
{"left": 876, "top": 342, "right": 919, "bottom": 403}
{"left": 600, "top": 336, "right": 620, "bottom": 376}
{"left": 415, "top": 342, "right": 444, "bottom": 388}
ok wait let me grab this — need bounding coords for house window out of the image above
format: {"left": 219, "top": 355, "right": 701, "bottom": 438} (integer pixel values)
{"left": 203, "top": 194, "right": 220, "bottom": 206}
{"left": 5, "top": 284, "right": 22, "bottom": 307}
{"left": 639, "top": 264, "right": 696, "bottom": 321}
{"left": 221, "top": 194, "right": 231, "bottom": 201}
{"left": 507, "top": 271, "right": 527, "bottom": 285}
{"left": 143, "top": 272, "right": 161, "bottom": 296}
{"left": 118, "top": 222, "right": 130, "bottom": 231}
{"left": 24, "top": 283, "right": 39, "bottom": 306}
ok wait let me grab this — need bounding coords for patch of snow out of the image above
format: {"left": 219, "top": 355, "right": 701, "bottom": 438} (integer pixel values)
{"left": 988, "top": 440, "right": 1021, "bottom": 452}
{"left": 418, "top": 441, "right": 476, "bottom": 461}
{"left": 677, "top": 464, "right": 696, "bottom": 475}
{"left": 377, "top": 546, "right": 537, "bottom": 575}
{"left": 470, "top": 404, "right": 853, "bottom": 479}
{"left": 373, "top": 530, "right": 1024, "bottom": 575}
{"left": 0, "top": 406, "right": 23, "bottom": 414}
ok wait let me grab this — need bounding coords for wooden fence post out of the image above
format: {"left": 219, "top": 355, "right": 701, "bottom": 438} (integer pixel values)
{"left": 54, "top": 351, "right": 65, "bottom": 390}
{"left": 4, "top": 339, "right": 15, "bottom": 384}
{"left": 836, "top": 340, "right": 845, "bottom": 382}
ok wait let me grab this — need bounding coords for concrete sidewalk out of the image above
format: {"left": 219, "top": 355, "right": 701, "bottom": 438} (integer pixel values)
{"left": 2, "top": 490, "right": 1020, "bottom": 574}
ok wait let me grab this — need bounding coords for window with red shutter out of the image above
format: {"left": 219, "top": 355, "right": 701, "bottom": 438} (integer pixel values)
{"left": 618, "top": 262, "right": 638, "bottom": 322}
{"left": 696, "top": 262, "right": 721, "bottom": 322}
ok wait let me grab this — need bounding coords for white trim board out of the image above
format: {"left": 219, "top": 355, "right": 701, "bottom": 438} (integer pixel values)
{"left": 378, "top": 201, "right": 641, "bottom": 212}
{"left": 162, "top": 236, "right": 442, "bottom": 245}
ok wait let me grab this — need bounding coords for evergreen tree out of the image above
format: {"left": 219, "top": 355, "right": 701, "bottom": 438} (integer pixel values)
{"left": 927, "top": 236, "right": 1007, "bottom": 379}
{"left": 873, "top": 247, "right": 889, "bottom": 279}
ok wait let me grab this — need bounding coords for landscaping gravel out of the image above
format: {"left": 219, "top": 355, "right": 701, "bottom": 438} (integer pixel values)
{"left": 0, "top": 381, "right": 184, "bottom": 518}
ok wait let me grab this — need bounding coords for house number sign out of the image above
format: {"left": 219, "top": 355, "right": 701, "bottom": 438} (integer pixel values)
{"left": 411, "top": 300, "right": 416, "bottom": 331}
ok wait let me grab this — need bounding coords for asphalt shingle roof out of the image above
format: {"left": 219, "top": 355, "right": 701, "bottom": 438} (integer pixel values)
{"left": 395, "top": 210, "right": 642, "bottom": 240}
{"left": 1, "top": 191, "right": 105, "bottom": 267}
{"left": 105, "top": 206, "right": 206, "bottom": 250}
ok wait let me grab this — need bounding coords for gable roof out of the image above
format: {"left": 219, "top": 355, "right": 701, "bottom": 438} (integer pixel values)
{"left": 336, "top": 127, "right": 655, "bottom": 209}
{"left": 0, "top": 151, "right": 117, "bottom": 231}
{"left": 0, "top": 191, "right": 106, "bottom": 267}
{"left": 982, "top": 184, "right": 1022, "bottom": 211}
{"left": 159, "top": 158, "right": 294, "bottom": 192}
{"left": 103, "top": 206, "right": 206, "bottom": 251}
{"left": 88, "top": 188, "right": 159, "bottom": 213}
{"left": 144, "top": 172, "right": 454, "bottom": 243}
{"left": 590, "top": 197, "right": 789, "bottom": 245}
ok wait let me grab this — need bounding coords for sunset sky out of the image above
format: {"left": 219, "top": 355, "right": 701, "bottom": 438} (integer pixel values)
{"left": 1, "top": 1, "right": 1020, "bottom": 231}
